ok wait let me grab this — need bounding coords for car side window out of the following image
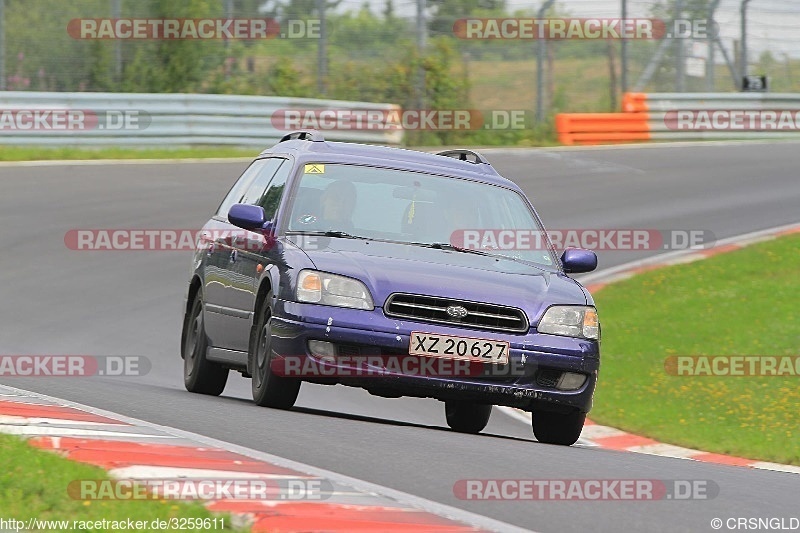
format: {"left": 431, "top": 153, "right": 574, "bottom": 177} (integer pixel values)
{"left": 251, "top": 159, "right": 291, "bottom": 222}
{"left": 216, "top": 158, "right": 284, "bottom": 218}
{"left": 239, "top": 158, "right": 285, "bottom": 206}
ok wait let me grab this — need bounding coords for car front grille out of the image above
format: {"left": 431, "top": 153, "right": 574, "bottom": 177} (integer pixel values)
{"left": 384, "top": 293, "right": 529, "bottom": 333}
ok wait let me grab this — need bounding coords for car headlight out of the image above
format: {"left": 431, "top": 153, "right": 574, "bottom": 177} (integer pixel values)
{"left": 296, "top": 270, "right": 374, "bottom": 310}
{"left": 538, "top": 305, "right": 599, "bottom": 340}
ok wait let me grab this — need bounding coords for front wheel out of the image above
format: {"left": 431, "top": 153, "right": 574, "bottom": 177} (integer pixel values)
{"left": 532, "top": 410, "right": 585, "bottom": 446}
{"left": 250, "top": 294, "right": 300, "bottom": 409}
{"left": 182, "top": 291, "right": 228, "bottom": 395}
{"left": 445, "top": 401, "right": 492, "bottom": 434}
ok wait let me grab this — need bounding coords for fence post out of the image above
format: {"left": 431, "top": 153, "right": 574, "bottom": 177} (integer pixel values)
{"left": 739, "top": 0, "right": 752, "bottom": 88}
{"left": 706, "top": 0, "right": 720, "bottom": 91}
{"left": 535, "top": 0, "right": 555, "bottom": 124}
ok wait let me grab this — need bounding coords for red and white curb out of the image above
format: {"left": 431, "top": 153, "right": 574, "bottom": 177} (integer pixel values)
{"left": 507, "top": 221, "right": 800, "bottom": 475}
{"left": 578, "top": 420, "right": 800, "bottom": 474}
{"left": 0, "top": 385, "right": 531, "bottom": 533}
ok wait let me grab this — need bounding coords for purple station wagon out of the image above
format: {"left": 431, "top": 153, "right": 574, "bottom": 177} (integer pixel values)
{"left": 182, "top": 131, "right": 600, "bottom": 445}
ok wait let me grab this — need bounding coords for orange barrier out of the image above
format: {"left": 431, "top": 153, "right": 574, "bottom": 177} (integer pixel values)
{"left": 555, "top": 112, "right": 651, "bottom": 145}
{"left": 557, "top": 92, "right": 800, "bottom": 145}
{"left": 622, "top": 92, "right": 649, "bottom": 112}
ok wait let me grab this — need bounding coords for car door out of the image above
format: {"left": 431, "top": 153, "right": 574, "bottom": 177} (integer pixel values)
{"left": 225, "top": 157, "right": 293, "bottom": 352}
{"left": 202, "top": 158, "right": 285, "bottom": 350}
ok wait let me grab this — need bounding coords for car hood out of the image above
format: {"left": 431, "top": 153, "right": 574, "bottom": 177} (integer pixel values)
{"left": 289, "top": 237, "right": 588, "bottom": 325}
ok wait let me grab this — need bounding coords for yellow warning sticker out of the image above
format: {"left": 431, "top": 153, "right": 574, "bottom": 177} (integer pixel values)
{"left": 304, "top": 164, "right": 325, "bottom": 174}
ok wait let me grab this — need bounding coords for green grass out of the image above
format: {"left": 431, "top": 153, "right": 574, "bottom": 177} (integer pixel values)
{"left": 0, "top": 146, "right": 258, "bottom": 162}
{"left": 591, "top": 233, "right": 800, "bottom": 465}
{"left": 0, "top": 433, "right": 246, "bottom": 532}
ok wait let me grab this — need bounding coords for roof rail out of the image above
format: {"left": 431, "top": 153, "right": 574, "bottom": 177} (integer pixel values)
{"left": 436, "top": 149, "right": 490, "bottom": 165}
{"left": 279, "top": 130, "right": 325, "bottom": 143}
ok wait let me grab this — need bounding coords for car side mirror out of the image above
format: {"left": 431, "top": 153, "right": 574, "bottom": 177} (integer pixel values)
{"left": 561, "top": 248, "right": 597, "bottom": 274}
{"left": 228, "top": 204, "right": 271, "bottom": 232}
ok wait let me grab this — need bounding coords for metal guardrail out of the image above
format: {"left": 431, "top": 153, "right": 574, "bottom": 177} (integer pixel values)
{"left": 623, "top": 92, "right": 800, "bottom": 112}
{"left": 0, "top": 91, "right": 403, "bottom": 147}
{"left": 557, "top": 92, "right": 800, "bottom": 145}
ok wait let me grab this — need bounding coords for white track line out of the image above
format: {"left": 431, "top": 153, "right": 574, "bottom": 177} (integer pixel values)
{"left": 580, "top": 221, "right": 800, "bottom": 286}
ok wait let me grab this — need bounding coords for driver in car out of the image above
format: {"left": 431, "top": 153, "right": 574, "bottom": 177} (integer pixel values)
{"left": 315, "top": 180, "right": 357, "bottom": 232}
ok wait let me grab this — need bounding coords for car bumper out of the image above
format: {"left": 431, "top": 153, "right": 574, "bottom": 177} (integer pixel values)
{"left": 271, "top": 300, "right": 599, "bottom": 413}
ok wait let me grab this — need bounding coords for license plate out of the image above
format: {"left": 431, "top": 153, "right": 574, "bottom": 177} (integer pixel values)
{"left": 409, "top": 332, "right": 509, "bottom": 364}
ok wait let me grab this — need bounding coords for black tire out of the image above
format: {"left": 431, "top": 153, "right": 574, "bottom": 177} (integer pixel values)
{"left": 250, "top": 293, "right": 301, "bottom": 409}
{"left": 183, "top": 290, "right": 228, "bottom": 395}
{"left": 445, "top": 401, "right": 492, "bottom": 434}
{"left": 532, "top": 410, "right": 586, "bottom": 446}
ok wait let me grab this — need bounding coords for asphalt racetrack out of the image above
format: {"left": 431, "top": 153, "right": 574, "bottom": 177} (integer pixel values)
{"left": 1, "top": 142, "right": 799, "bottom": 532}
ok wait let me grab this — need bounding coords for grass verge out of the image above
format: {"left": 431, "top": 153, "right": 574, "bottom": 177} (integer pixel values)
{"left": 591, "top": 233, "right": 800, "bottom": 465}
{"left": 0, "top": 433, "right": 246, "bottom": 532}
{"left": 0, "top": 146, "right": 258, "bottom": 162}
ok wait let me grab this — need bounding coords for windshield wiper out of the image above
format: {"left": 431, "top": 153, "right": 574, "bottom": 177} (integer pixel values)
{"left": 415, "top": 241, "right": 545, "bottom": 268}
{"left": 417, "top": 242, "right": 495, "bottom": 256}
{"left": 287, "top": 230, "right": 371, "bottom": 240}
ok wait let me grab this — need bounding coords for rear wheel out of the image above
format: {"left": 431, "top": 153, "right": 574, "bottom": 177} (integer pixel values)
{"left": 250, "top": 294, "right": 301, "bottom": 409}
{"left": 445, "top": 401, "right": 492, "bottom": 434}
{"left": 182, "top": 290, "right": 228, "bottom": 395}
{"left": 532, "top": 410, "right": 585, "bottom": 446}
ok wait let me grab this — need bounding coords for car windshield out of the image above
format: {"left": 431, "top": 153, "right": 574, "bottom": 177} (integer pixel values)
{"left": 285, "top": 163, "right": 556, "bottom": 268}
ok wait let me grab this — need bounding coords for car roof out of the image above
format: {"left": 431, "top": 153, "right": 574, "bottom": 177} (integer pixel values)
{"left": 258, "top": 133, "right": 519, "bottom": 190}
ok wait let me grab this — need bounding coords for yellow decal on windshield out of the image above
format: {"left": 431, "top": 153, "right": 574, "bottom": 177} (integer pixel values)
{"left": 304, "top": 164, "right": 325, "bottom": 174}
